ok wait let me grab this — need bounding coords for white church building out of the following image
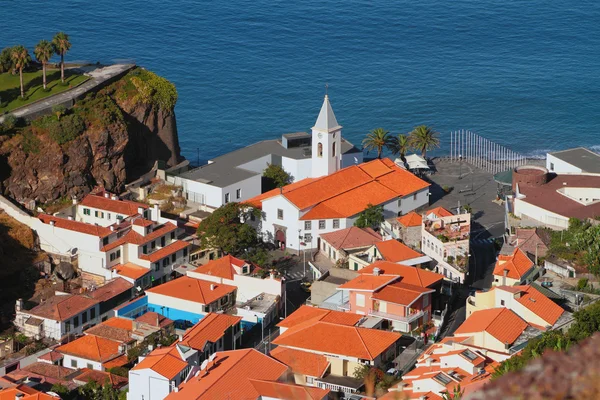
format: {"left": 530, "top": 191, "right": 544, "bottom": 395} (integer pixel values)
{"left": 246, "top": 98, "right": 431, "bottom": 254}
{"left": 167, "top": 95, "right": 363, "bottom": 209}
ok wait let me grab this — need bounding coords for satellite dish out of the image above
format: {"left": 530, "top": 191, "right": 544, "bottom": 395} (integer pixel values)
{"left": 200, "top": 360, "right": 209, "bottom": 370}
{"left": 209, "top": 353, "right": 217, "bottom": 362}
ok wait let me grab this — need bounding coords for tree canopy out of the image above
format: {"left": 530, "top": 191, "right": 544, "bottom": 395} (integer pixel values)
{"left": 408, "top": 125, "right": 440, "bottom": 158}
{"left": 197, "top": 202, "right": 261, "bottom": 257}
{"left": 362, "top": 128, "right": 393, "bottom": 159}
{"left": 389, "top": 133, "right": 411, "bottom": 159}
{"left": 354, "top": 204, "right": 384, "bottom": 229}
{"left": 263, "top": 163, "right": 293, "bottom": 190}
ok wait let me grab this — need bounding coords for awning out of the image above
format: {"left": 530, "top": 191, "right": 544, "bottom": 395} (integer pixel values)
{"left": 405, "top": 154, "right": 429, "bottom": 170}
{"left": 494, "top": 169, "right": 513, "bottom": 186}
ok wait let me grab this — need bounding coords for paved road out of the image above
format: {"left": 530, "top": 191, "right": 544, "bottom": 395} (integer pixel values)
{"left": 0, "top": 63, "right": 135, "bottom": 123}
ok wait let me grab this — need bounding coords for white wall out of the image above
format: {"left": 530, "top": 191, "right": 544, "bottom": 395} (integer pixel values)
{"left": 221, "top": 174, "right": 262, "bottom": 205}
{"left": 282, "top": 157, "right": 312, "bottom": 182}
{"left": 513, "top": 197, "right": 569, "bottom": 229}
{"left": 546, "top": 154, "right": 582, "bottom": 174}
{"left": 128, "top": 368, "right": 172, "bottom": 400}
{"left": 398, "top": 188, "right": 430, "bottom": 215}
{"left": 146, "top": 292, "right": 207, "bottom": 315}
{"left": 63, "top": 354, "right": 103, "bottom": 371}
{"left": 168, "top": 175, "right": 224, "bottom": 208}
{"left": 186, "top": 271, "right": 283, "bottom": 303}
{"left": 311, "top": 127, "right": 342, "bottom": 178}
{"left": 341, "top": 150, "right": 363, "bottom": 168}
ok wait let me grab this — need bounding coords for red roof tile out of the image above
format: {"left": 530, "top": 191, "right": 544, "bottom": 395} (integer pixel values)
{"left": 246, "top": 178, "right": 318, "bottom": 209}
{"left": 80, "top": 193, "right": 148, "bottom": 216}
{"left": 269, "top": 347, "right": 330, "bottom": 378}
{"left": 179, "top": 313, "right": 241, "bottom": 350}
{"left": 493, "top": 248, "right": 534, "bottom": 280}
{"left": 427, "top": 207, "right": 454, "bottom": 218}
{"left": 85, "top": 317, "right": 133, "bottom": 343}
{"left": 73, "top": 368, "right": 128, "bottom": 389}
{"left": 139, "top": 240, "right": 190, "bottom": 262}
{"left": 37, "top": 351, "right": 63, "bottom": 363}
{"left": 191, "top": 255, "right": 247, "bottom": 280}
{"left": 26, "top": 294, "right": 98, "bottom": 322}
{"left": 397, "top": 211, "right": 423, "bottom": 227}
{"left": 376, "top": 240, "right": 424, "bottom": 262}
{"left": 338, "top": 274, "right": 399, "bottom": 291}
{"left": 88, "top": 278, "right": 133, "bottom": 302}
{"left": 38, "top": 214, "right": 113, "bottom": 238}
{"left": 56, "top": 335, "right": 122, "bottom": 363}
{"left": 372, "top": 282, "right": 434, "bottom": 306}
{"left": 112, "top": 262, "right": 151, "bottom": 280}
{"left": 101, "top": 222, "right": 177, "bottom": 251}
{"left": 509, "top": 285, "right": 564, "bottom": 326}
{"left": 274, "top": 321, "right": 400, "bottom": 360}
{"left": 0, "top": 388, "right": 57, "bottom": 400}
{"left": 132, "top": 346, "right": 187, "bottom": 380}
{"left": 146, "top": 277, "right": 236, "bottom": 305}
{"left": 132, "top": 218, "right": 154, "bottom": 227}
{"left": 454, "top": 308, "right": 529, "bottom": 345}
{"left": 249, "top": 379, "right": 330, "bottom": 400}
{"left": 319, "top": 227, "right": 382, "bottom": 250}
{"left": 135, "top": 312, "right": 173, "bottom": 328}
{"left": 359, "top": 261, "right": 444, "bottom": 288}
{"left": 277, "top": 305, "right": 362, "bottom": 329}
{"left": 167, "top": 349, "right": 288, "bottom": 400}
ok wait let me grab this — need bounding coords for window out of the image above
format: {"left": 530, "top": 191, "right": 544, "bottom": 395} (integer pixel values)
{"left": 87, "top": 363, "right": 93, "bottom": 369}
{"left": 225, "top": 193, "right": 230, "bottom": 203}
{"left": 71, "top": 359, "right": 77, "bottom": 368}
{"left": 422, "top": 294, "right": 429, "bottom": 307}
{"left": 161, "top": 237, "right": 166, "bottom": 247}
{"left": 94, "top": 211, "right": 104, "bottom": 218}
{"left": 102, "top": 237, "right": 109, "bottom": 246}
{"left": 172, "top": 254, "right": 176, "bottom": 263}
{"left": 354, "top": 262, "right": 359, "bottom": 270}
{"left": 171, "top": 232, "right": 175, "bottom": 240}
{"left": 413, "top": 193, "right": 417, "bottom": 201}
{"left": 333, "top": 219, "right": 340, "bottom": 229}
{"left": 319, "top": 220, "right": 325, "bottom": 229}
{"left": 250, "top": 213, "right": 256, "bottom": 221}
{"left": 90, "top": 308, "right": 96, "bottom": 319}
{"left": 304, "top": 221, "right": 311, "bottom": 230}
{"left": 500, "top": 300, "right": 505, "bottom": 306}
{"left": 332, "top": 142, "right": 336, "bottom": 157}
{"left": 304, "top": 233, "right": 311, "bottom": 242}
{"left": 65, "top": 321, "right": 71, "bottom": 333}
{"left": 155, "top": 263, "right": 160, "bottom": 272}
{"left": 236, "top": 188, "right": 242, "bottom": 199}
{"left": 322, "top": 242, "right": 326, "bottom": 251}
{"left": 83, "top": 208, "right": 91, "bottom": 216}
{"left": 109, "top": 250, "right": 121, "bottom": 262}
{"left": 306, "top": 376, "right": 314, "bottom": 384}
{"left": 73, "top": 316, "right": 79, "bottom": 328}
{"left": 550, "top": 162, "right": 554, "bottom": 171}
{"left": 277, "top": 209, "right": 283, "bottom": 220}
{"left": 82, "top": 311, "right": 88, "bottom": 324}
{"left": 220, "top": 297, "right": 228, "bottom": 305}
{"left": 356, "top": 294, "right": 365, "bottom": 307}
{"left": 183, "top": 248, "right": 188, "bottom": 257}
{"left": 151, "top": 241, "right": 156, "bottom": 249}
{"left": 163, "top": 258, "right": 169, "bottom": 268}
{"left": 317, "top": 142, "right": 323, "bottom": 157}
{"left": 143, "top": 245, "right": 148, "bottom": 254}
{"left": 107, "top": 213, "right": 111, "bottom": 220}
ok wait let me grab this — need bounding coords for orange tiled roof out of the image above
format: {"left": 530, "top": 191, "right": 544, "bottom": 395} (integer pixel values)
{"left": 38, "top": 350, "right": 63, "bottom": 363}
{"left": 56, "top": 335, "right": 122, "bottom": 363}
{"left": 0, "top": 388, "right": 57, "bottom": 400}
{"left": 102, "top": 354, "right": 129, "bottom": 369}
{"left": 245, "top": 178, "right": 318, "bottom": 209}
{"left": 146, "top": 276, "right": 236, "bottom": 305}
{"left": 269, "top": 346, "right": 330, "bottom": 378}
{"left": 337, "top": 274, "right": 399, "bottom": 291}
{"left": 135, "top": 311, "right": 173, "bottom": 328}
{"left": 493, "top": 248, "right": 534, "bottom": 280}
{"left": 73, "top": 368, "right": 128, "bottom": 389}
{"left": 112, "top": 262, "right": 151, "bottom": 280}
{"left": 247, "top": 159, "right": 429, "bottom": 219}
{"left": 397, "top": 211, "right": 423, "bottom": 227}
{"left": 180, "top": 313, "right": 241, "bottom": 350}
{"left": 85, "top": 317, "right": 133, "bottom": 343}
{"left": 88, "top": 278, "right": 133, "bottom": 302}
{"left": 454, "top": 308, "right": 529, "bottom": 345}
{"left": 132, "top": 346, "right": 187, "bottom": 380}
{"left": 167, "top": 349, "right": 288, "bottom": 400}
{"left": 249, "top": 379, "right": 330, "bottom": 400}
{"left": 358, "top": 261, "right": 444, "bottom": 288}
{"left": 372, "top": 282, "right": 434, "bottom": 305}
{"left": 376, "top": 240, "right": 424, "bottom": 262}
{"left": 273, "top": 321, "right": 400, "bottom": 360}
{"left": 26, "top": 294, "right": 98, "bottom": 322}
{"left": 508, "top": 285, "right": 564, "bottom": 326}
{"left": 319, "top": 226, "right": 382, "bottom": 250}
{"left": 101, "top": 222, "right": 177, "bottom": 251}
{"left": 191, "top": 255, "right": 247, "bottom": 280}
{"left": 380, "top": 390, "right": 442, "bottom": 400}
{"left": 80, "top": 193, "right": 148, "bottom": 216}
{"left": 132, "top": 218, "right": 154, "bottom": 227}
{"left": 38, "top": 214, "right": 113, "bottom": 238}
{"left": 427, "top": 207, "right": 454, "bottom": 218}
{"left": 277, "top": 305, "right": 363, "bottom": 329}
{"left": 139, "top": 240, "right": 190, "bottom": 263}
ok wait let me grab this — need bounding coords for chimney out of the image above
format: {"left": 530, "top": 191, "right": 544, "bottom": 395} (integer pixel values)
{"left": 279, "top": 187, "right": 283, "bottom": 194}
{"left": 426, "top": 357, "right": 433, "bottom": 367}
{"left": 16, "top": 393, "right": 25, "bottom": 399}
{"left": 373, "top": 267, "right": 381, "bottom": 276}
{"left": 50, "top": 220, "right": 55, "bottom": 226}
{"left": 110, "top": 226, "right": 115, "bottom": 231}
{"left": 67, "top": 216, "right": 73, "bottom": 220}
{"left": 148, "top": 344, "right": 154, "bottom": 352}
{"left": 137, "top": 207, "right": 144, "bottom": 215}
{"left": 15, "top": 298, "right": 23, "bottom": 312}
{"left": 72, "top": 196, "right": 78, "bottom": 205}
{"left": 210, "top": 284, "right": 215, "bottom": 291}
{"left": 111, "top": 194, "right": 118, "bottom": 200}
{"left": 104, "top": 192, "right": 110, "bottom": 198}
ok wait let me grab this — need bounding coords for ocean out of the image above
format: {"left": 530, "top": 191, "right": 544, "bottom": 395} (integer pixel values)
{"left": 3, "top": 0, "right": 600, "bottom": 162}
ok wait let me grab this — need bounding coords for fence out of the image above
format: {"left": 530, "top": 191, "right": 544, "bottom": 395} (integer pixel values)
{"left": 449, "top": 130, "right": 528, "bottom": 174}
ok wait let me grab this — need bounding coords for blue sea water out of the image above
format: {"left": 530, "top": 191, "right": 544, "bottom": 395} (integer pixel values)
{"left": 3, "top": 0, "right": 600, "bottom": 162}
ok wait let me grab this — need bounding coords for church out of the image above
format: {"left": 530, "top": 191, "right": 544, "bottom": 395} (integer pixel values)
{"left": 167, "top": 95, "right": 363, "bottom": 209}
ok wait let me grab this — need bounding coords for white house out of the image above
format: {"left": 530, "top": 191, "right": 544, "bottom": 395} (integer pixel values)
{"left": 546, "top": 147, "right": 600, "bottom": 175}
{"left": 248, "top": 157, "right": 430, "bottom": 253}
{"left": 166, "top": 95, "right": 363, "bottom": 209}
{"left": 56, "top": 334, "right": 127, "bottom": 371}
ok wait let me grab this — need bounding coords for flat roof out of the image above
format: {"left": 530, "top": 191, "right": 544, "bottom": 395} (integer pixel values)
{"left": 178, "top": 137, "right": 361, "bottom": 188}
{"left": 549, "top": 147, "right": 600, "bottom": 173}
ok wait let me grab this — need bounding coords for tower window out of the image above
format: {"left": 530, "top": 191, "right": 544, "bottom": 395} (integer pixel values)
{"left": 332, "top": 142, "right": 336, "bottom": 157}
{"left": 317, "top": 143, "right": 323, "bottom": 157}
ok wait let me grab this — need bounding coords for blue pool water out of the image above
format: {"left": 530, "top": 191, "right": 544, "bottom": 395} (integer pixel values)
{"left": 3, "top": 0, "right": 600, "bottom": 161}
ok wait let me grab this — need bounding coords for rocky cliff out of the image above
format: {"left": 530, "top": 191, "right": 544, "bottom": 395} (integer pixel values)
{"left": 0, "top": 68, "right": 183, "bottom": 203}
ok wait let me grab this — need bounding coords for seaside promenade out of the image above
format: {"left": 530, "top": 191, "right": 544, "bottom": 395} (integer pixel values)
{"left": 0, "top": 63, "right": 135, "bottom": 124}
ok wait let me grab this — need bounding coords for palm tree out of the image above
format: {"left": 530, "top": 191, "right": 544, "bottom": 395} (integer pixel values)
{"left": 34, "top": 40, "right": 54, "bottom": 90}
{"left": 362, "top": 128, "right": 393, "bottom": 159}
{"left": 408, "top": 125, "right": 440, "bottom": 158}
{"left": 52, "top": 32, "right": 71, "bottom": 83}
{"left": 10, "top": 45, "right": 31, "bottom": 99}
{"left": 389, "top": 133, "right": 411, "bottom": 162}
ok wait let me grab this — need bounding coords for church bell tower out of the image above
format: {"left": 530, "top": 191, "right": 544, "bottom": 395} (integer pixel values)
{"left": 311, "top": 94, "right": 342, "bottom": 178}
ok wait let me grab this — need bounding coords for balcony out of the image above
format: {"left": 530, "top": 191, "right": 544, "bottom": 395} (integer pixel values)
{"left": 369, "top": 309, "right": 424, "bottom": 324}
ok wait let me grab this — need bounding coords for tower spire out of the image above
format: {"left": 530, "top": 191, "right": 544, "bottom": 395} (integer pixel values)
{"left": 312, "top": 91, "right": 341, "bottom": 133}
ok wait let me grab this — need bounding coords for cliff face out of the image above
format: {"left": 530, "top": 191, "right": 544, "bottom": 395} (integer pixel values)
{"left": 0, "top": 68, "right": 182, "bottom": 203}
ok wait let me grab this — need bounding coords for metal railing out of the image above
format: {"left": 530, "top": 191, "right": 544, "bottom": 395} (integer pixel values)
{"left": 369, "top": 309, "right": 424, "bottom": 324}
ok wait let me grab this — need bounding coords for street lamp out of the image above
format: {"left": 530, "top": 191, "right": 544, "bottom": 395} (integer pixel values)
{"left": 458, "top": 154, "right": 463, "bottom": 180}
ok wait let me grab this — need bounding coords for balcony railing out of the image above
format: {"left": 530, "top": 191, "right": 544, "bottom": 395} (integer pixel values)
{"left": 369, "top": 309, "right": 424, "bottom": 324}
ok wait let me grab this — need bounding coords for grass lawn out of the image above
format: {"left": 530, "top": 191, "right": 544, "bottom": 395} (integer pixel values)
{"left": 0, "top": 68, "right": 89, "bottom": 113}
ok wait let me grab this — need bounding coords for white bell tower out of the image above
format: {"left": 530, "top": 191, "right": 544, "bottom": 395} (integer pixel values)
{"left": 311, "top": 94, "right": 342, "bottom": 178}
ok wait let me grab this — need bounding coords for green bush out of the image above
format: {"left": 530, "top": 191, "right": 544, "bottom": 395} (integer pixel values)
{"left": 48, "top": 114, "right": 85, "bottom": 144}
{"left": 577, "top": 278, "right": 589, "bottom": 291}
{"left": 21, "top": 129, "right": 41, "bottom": 153}
{"left": 2, "top": 113, "right": 17, "bottom": 130}
{"left": 128, "top": 69, "right": 178, "bottom": 111}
